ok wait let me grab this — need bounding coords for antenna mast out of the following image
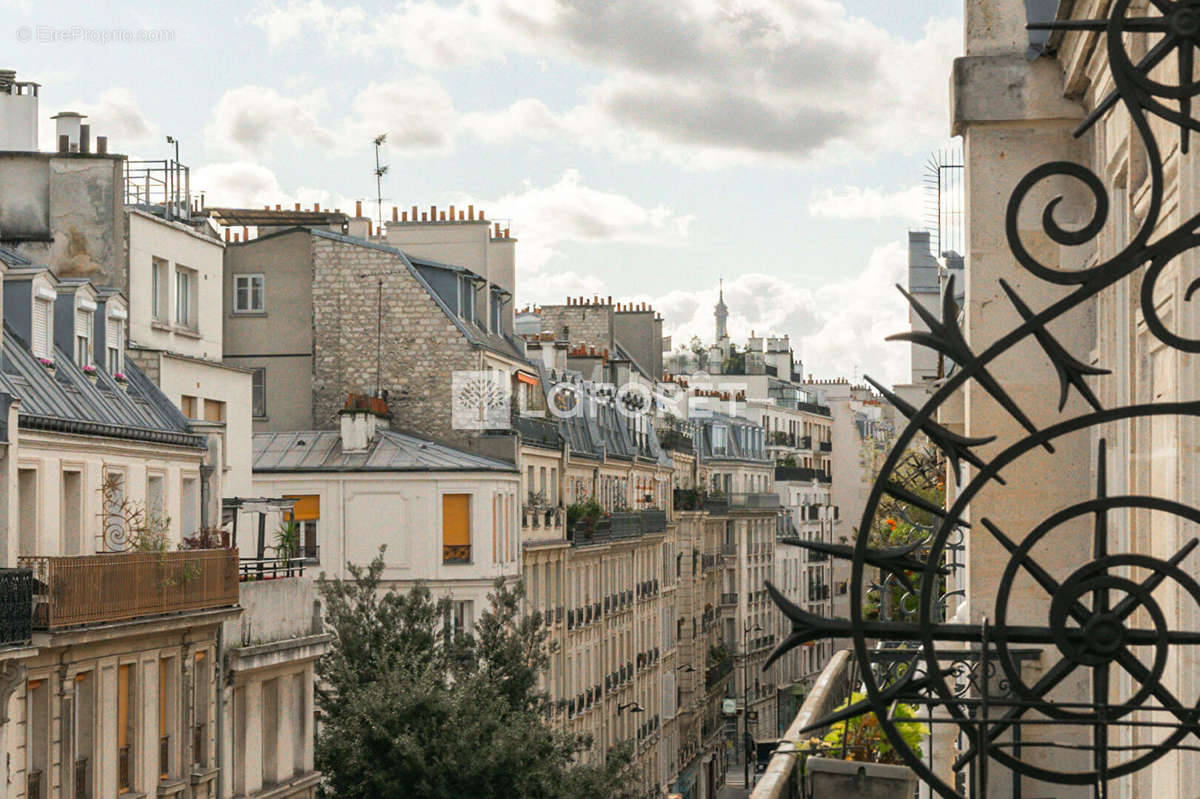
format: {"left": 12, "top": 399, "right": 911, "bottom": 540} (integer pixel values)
{"left": 373, "top": 133, "right": 388, "bottom": 232}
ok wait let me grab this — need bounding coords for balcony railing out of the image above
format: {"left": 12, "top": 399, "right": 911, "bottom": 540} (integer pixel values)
{"left": 819, "top": 440, "right": 832, "bottom": 452}
{"left": 442, "top": 544, "right": 471, "bottom": 563}
{"left": 20, "top": 550, "right": 238, "bottom": 629}
{"left": 705, "top": 657, "right": 733, "bottom": 690}
{"left": 729, "top": 492, "right": 780, "bottom": 508}
{"left": 0, "top": 568, "right": 34, "bottom": 646}
{"left": 118, "top": 745, "right": 131, "bottom": 792}
{"left": 160, "top": 734, "right": 170, "bottom": 779}
{"left": 750, "top": 650, "right": 852, "bottom": 799}
{"left": 720, "top": 592, "right": 738, "bottom": 607}
{"left": 774, "top": 466, "right": 831, "bottom": 484}
{"left": 74, "top": 758, "right": 88, "bottom": 799}
{"left": 238, "top": 556, "right": 307, "bottom": 582}
{"left": 194, "top": 721, "right": 207, "bottom": 767}
{"left": 27, "top": 769, "right": 42, "bottom": 799}
{"left": 513, "top": 414, "right": 563, "bottom": 449}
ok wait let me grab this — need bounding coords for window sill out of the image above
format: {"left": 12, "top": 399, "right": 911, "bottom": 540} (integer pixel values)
{"left": 231, "top": 310, "right": 268, "bottom": 317}
{"left": 151, "top": 319, "right": 171, "bottom": 331}
{"left": 156, "top": 778, "right": 188, "bottom": 797}
{"left": 173, "top": 326, "right": 202, "bottom": 340}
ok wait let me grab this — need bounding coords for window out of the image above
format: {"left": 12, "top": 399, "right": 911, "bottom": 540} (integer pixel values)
{"left": 18, "top": 468, "right": 37, "bottom": 557}
{"left": 27, "top": 678, "right": 48, "bottom": 799}
{"left": 181, "top": 477, "right": 199, "bottom": 538}
{"left": 203, "top": 399, "right": 225, "bottom": 423}
{"left": 106, "top": 312, "right": 124, "bottom": 374}
{"left": 32, "top": 297, "right": 52, "bottom": 359}
{"left": 180, "top": 395, "right": 198, "bottom": 418}
{"left": 159, "top": 658, "right": 176, "bottom": 779}
{"left": 285, "top": 495, "right": 320, "bottom": 561}
{"left": 73, "top": 672, "right": 94, "bottom": 799}
{"left": 147, "top": 474, "right": 165, "bottom": 528}
{"left": 175, "top": 266, "right": 197, "bottom": 329}
{"left": 262, "top": 678, "right": 278, "bottom": 782}
{"left": 117, "top": 664, "right": 134, "bottom": 793}
{"left": 233, "top": 274, "right": 265, "bottom": 314}
{"left": 62, "top": 470, "right": 82, "bottom": 556}
{"left": 151, "top": 258, "right": 168, "bottom": 321}
{"left": 251, "top": 368, "right": 266, "bottom": 419}
{"left": 74, "top": 308, "right": 92, "bottom": 365}
{"left": 193, "top": 652, "right": 210, "bottom": 768}
{"left": 449, "top": 600, "right": 474, "bottom": 637}
{"left": 711, "top": 425, "right": 728, "bottom": 455}
{"left": 442, "top": 494, "right": 471, "bottom": 563}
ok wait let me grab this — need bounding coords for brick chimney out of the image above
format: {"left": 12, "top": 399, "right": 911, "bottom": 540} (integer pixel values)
{"left": 339, "top": 393, "right": 390, "bottom": 452}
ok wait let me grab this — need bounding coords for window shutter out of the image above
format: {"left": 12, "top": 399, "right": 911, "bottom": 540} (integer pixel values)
{"left": 32, "top": 300, "right": 49, "bottom": 358}
{"left": 442, "top": 494, "right": 470, "bottom": 548}
{"left": 285, "top": 495, "right": 320, "bottom": 521}
{"left": 107, "top": 315, "right": 121, "bottom": 352}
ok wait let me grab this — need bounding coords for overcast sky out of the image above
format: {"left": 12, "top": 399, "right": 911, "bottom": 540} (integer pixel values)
{"left": 5, "top": 0, "right": 963, "bottom": 385}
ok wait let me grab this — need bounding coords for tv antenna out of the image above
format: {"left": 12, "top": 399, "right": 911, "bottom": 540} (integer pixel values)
{"left": 373, "top": 133, "right": 389, "bottom": 232}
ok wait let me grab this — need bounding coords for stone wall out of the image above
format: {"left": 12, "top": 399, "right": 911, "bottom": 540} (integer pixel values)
{"left": 537, "top": 303, "right": 614, "bottom": 354}
{"left": 310, "top": 236, "right": 479, "bottom": 444}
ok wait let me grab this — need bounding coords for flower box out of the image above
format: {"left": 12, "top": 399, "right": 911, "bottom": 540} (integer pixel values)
{"left": 806, "top": 758, "right": 916, "bottom": 799}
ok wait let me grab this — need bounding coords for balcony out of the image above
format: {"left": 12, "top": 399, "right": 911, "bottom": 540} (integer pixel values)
{"left": 819, "top": 440, "right": 832, "bottom": 452}
{"left": 570, "top": 509, "right": 667, "bottom": 546}
{"left": 720, "top": 592, "right": 738, "bottom": 607}
{"left": 442, "top": 544, "right": 471, "bottom": 563}
{"left": 729, "top": 492, "right": 780, "bottom": 508}
{"left": 705, "top": 657, "right": 733, "bottom": 690}
{"left": 0, "top": 568, "right": 34, "bottom": 646}
{"left": 798, "top": 435, "right": 812, "bottom": 450}
{"left": 514, "top": 414, "right": 563, "bottom": 450}
{"left": 658, "top": 427, "right": 695, "bottom": 453}
{"left": 20, "top": 550, "right": 238, "bottom": 629}
{"left": 774, "top": 466, "right": 831, "bottom": 484}
{"left": 238, "top": 555, "right": 308, "bottom": 581}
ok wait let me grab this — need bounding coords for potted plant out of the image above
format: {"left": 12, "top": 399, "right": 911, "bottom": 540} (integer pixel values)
{"left": 37, "top": 356, "right": 54, "bottom": 373}
{"left": 798, "top": 692, "right": 924, "bottom": 799}
{"left": 113, "top": 371, "right": 129, "bottom": 391}
{"left": 81, "top": 364, "right": 98, "bottom": 383}
{"left": 566, "top": 499, "right": 603, "bottom": 539}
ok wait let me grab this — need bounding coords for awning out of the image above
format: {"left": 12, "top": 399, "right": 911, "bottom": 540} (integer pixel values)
{"left": 516, "top": 373, "right": 539, "bottom": 386}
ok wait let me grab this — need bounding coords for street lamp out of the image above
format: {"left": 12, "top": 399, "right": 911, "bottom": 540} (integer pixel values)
{"left": 743, "top": 620, "right": 763, "bottom": 789}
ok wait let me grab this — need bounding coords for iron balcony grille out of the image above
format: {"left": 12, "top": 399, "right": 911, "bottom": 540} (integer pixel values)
{"left": 442, "top": 545, "right": 470, "bottom": 564}
{"left": 238, "top": 556, "right": 306, "bottom": 582}
{"left": 0, "top": 568, "right": 33, "bottom": 645}
{"left": 19, "top": 551, "right": 236, "bottom": 629}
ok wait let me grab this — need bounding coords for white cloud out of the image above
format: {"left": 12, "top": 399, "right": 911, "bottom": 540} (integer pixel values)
{"left": 808, "top": 185, "right": 925, "bottom": 222}
{"left": 191, "top": 161, "right": 358, "bottom": 212}
{"left": 205, "top": 85, "right": 334, "bottom": 156}
{"left": 251, "top": 0, "right": 962, "bottom": 166}
{"left": 451, "top": 169, "right": 694, "bottom": 274}
{"left": 654, "top": 243, "right": 910, "bottom": 384}
{"left": 204, "top": 79, "right": 456, "bottom": 157}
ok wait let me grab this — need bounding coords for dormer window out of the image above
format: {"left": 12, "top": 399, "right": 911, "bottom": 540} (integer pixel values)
{"left": 106, "top": 306, "right": 126, "bottom": 374}
{"left": 711, "top": 425, "right": 728, "bottom": 455}
{"left": 31, "top": 290, "right": 53, "bottom": 360}
{"left": 74, "top": 299, "right": 95, "bottom": 366}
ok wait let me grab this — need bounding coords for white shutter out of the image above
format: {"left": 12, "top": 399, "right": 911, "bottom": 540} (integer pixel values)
{"left": 106, "top": 315, "right": 121, "bottom": 352}
{"left": 31, "top": 300, "right": 49, "bottom": 358}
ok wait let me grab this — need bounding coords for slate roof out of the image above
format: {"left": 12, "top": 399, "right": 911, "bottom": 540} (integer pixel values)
{"left": 694, "top": 411, "right": 770, "bottom": 463}
{"left": 252, "top": 429, "right": 518, "bottom": 473}
{"left": 0, "top": 323, "right": 202, "bottom": 448}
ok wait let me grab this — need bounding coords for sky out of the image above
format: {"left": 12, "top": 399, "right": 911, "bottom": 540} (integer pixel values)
{"left": 4, "top": 0, "right": 964, "bottom": 386}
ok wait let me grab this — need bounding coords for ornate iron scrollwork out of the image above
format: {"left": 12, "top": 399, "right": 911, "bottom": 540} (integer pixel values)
{"left": 766, "top": 2, "right": 1200, "bottom": 796}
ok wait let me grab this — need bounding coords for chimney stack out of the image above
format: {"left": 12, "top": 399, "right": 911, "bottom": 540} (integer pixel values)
{"left": 51, "top": 111, "right": 86, "bottom": 154}
{"left": 339, "top": 392, "right": 390, "bottom": 452}
{"left": 0, "top": 70, "right": 38, "bottom": 151}
{"left": 355, "top": 200, "right": 363, "bottom": 218}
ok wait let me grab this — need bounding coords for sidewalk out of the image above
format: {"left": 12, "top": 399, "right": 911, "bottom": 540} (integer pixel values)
{"left": 718, "top": 766, "right": 753, "bottom": 798}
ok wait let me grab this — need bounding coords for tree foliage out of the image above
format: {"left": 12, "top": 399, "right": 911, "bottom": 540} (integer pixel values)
{"left": 316, "top": 549, "right": 638, "bottom": 799}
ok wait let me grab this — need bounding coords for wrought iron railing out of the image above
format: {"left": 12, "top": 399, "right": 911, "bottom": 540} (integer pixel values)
{"left": 118, "top": 745, "right": 131, "bottom": 792}
{"left": 193, "top": 721, "right": 206, "bottom": 767}
{"left": 27, "top": 769, "right": 42, "bottom": 799}
{"left": 0, "top": 568, "right": 33, "bottom": 645}
{"left": 442, "top": 544, "right": 471, "bottom": 564}
{"left": 238, "top": 556, "right": 307, "bottom": 581}
{"left": 19, "top": 550, "right": 237, "bottom": 629}
{"left": 74, "top": 758, "right": 88, "bottom": 798}
{"left": 159, "top": 734, "right": 170, "bottom": 778}
{"left": 773, "top": 466, "right": 830, "bottom": 484}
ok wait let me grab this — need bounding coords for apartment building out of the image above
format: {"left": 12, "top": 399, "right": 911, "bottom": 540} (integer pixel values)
{"left": 250, "top": 393, "right": 523, "bottom": 613}
{"left": 0, "top": 249, "right": 233, "bottom": 799}
{"left": 223, "top": 226, "right": 532, "bottom": 454}
{"left": 0, "top": 70, "right": 327, "bottom": 799}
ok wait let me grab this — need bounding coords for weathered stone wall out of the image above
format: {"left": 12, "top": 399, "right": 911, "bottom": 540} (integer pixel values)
{"left": 537, "top": 303, "right": 614, "bottom": 354}
{"left": 311, "top": 236, "right": 479, "bottom": 444}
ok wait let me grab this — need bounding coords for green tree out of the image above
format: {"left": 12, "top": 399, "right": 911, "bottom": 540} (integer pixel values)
{"left": 316, "top": 550, "right": 637, "bottom": 799}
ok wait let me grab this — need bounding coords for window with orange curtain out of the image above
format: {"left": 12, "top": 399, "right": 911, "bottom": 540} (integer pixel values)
{"left": 284, "top": 495, "right": 320, "bottom": 561}
{"left": 442, "top": 494, "right": 471, "bottom": 564}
